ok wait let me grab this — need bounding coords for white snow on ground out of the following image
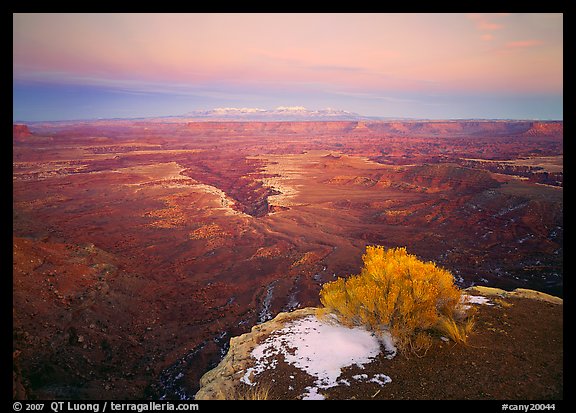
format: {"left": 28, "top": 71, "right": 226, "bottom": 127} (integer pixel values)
{"left": 238, "top": 293, "right": 496, "bottom": 399}
{"left": 351, "top": 373, "right": 391, "bottom": 386}
{"left": 465, "top": 295, "right": 493, "bottom": 305}
{"left": 459, "top": 293, "right": 494, "bottom": 312}
{"left": 461, "top": 294, "right": 493, "bottom": 307}
{"left": 241, "top": 314, "right": 396, "bottom": 399}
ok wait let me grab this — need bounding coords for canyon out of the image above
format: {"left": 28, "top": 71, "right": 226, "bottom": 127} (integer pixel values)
{"left": 12, "top": 119, "right": 562, "bottom": 399}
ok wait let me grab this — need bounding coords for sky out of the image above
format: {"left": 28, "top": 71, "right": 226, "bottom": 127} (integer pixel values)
{"left": 13, "top": 13, "right": 563, "bottom": 121}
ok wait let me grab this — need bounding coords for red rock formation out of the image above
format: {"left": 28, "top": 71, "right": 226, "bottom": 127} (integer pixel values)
{"left": 186, "top": 120, "right": 558, "bottom": 137}
{"left": 13, "top": 124, "right": 31, "bottom": 139}
{"left": 363, "top": 120, "right": 539, "bottom": 136}
{"left": 394, "top": 164, "right": 500, "bottom": 193}
{"left": 186, "top": 121, "right": 359, "bottom": 135}
{"left": 521, "top": 121, "right": 563, "bottom": 137}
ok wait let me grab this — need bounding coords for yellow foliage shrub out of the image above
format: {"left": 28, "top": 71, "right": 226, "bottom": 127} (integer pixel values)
{"left": 320, "top": 246, "right": 469, "bottom": 355}
{"left": 435, "top": 313, "right": 475, "bottom": 345}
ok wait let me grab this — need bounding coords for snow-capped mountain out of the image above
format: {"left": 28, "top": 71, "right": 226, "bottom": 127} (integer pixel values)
{"left": 184, "top": 106, "right": 371, "bottom": 121}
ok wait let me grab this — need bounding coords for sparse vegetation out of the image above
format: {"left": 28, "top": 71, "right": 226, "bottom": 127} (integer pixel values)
{"left": 435, "top": 311, "right": 476, "bottom": 345}
{"left": 319, "top": 246, "right": 474, "bottom": 355}
{"left": 234, "top": 383, "right": 272, "bottom": 400}
{"left": 493, "top": 297, "right": 514, "bottom": 308}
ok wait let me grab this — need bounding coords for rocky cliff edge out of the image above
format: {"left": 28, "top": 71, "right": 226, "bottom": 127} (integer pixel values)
{"left": 195, "top": 287, "right": 562, "bottom": 400}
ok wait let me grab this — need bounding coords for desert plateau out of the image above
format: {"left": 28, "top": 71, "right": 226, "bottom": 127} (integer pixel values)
{"left": 13, "top": 118, "right": 563, "bottom": 399}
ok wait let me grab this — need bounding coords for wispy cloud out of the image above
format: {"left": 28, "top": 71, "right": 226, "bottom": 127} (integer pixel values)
{"left": 306, "top": 64, "right": 365, "bottom": 73}
{"left": 505, "top": 40, "right": 545, "bottom": 49}
{"left": 13, "top": 69, "right": 268, "bottom": 102}
{"left": 466, "top": 13, "right": 509, "bottom": 41}
{"left": 327, "top": 89, "right": 435, "bottom": 105}
{"left": 13, "top": 13, "right": 563, "bottom": 121}
{"left": 494, "top": 39, "right": 546, "bottom": 56}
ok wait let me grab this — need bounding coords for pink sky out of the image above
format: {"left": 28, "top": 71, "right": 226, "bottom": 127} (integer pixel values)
{"left": 13, "top": 13, "right": 563, "bottom": 120}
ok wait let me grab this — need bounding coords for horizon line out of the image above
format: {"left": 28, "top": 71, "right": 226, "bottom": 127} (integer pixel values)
{"left": 13, "top": 114, "right": 564, "bottom": 124}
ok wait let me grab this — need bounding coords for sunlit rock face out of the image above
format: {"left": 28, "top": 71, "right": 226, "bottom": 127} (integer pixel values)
{"left": 13, "top": 124, "right": 32, "bottom": 139}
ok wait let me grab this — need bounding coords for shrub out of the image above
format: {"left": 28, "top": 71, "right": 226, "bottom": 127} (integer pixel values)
{"left": 319, "top": 246, "right": 471, "bottom": 355}
{"left": 435, "top": 312, "right": 476, "bottom": 345}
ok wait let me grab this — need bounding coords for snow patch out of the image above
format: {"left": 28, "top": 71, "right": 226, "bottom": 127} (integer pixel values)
{"left": 463, "top": 294, "right": 493, "bottom": 305}
{"left": 241, "top": 314, "right": 394, "bottom": 400}
{"left": 370, "top": 374, "right": 392, "bottom": 386}
{"left": 302, "top": 386, "right": 325, "bottom": 400}
{"left": 275, "top": 106, "right": 307, "bottom": 112}
{"left": 460, "top": 294, "right": 493, "bottom": 310}
{"left": 257, "top": 281, "right": 277, "bottom": 323}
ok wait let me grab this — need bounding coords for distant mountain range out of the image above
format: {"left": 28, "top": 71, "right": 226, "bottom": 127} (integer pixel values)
{"left": 180, "top": 107, "right": 541, "bottom": 122}
{"left": 18, "top": 107, "right": 562, "bottom": 125}
{"left": 183, "top": 106, "right": 378, "bottom": 121}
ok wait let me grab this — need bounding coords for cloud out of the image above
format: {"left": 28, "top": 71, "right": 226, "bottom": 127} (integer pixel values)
{"left": 505, "top": 40, "right": 545, "bottom": 49}
{"left": 495, "top": 39, "right": 545, "bottom": 56}
{"left": 306, "top": 64, "right": 365, "bottom": 73}
{"left": 466, "top": 13, "right": 509, "bottom": 40}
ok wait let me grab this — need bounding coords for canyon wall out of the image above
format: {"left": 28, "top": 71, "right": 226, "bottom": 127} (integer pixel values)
{"left": 185, "top": 120, "right": 563, "bottom": 137}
